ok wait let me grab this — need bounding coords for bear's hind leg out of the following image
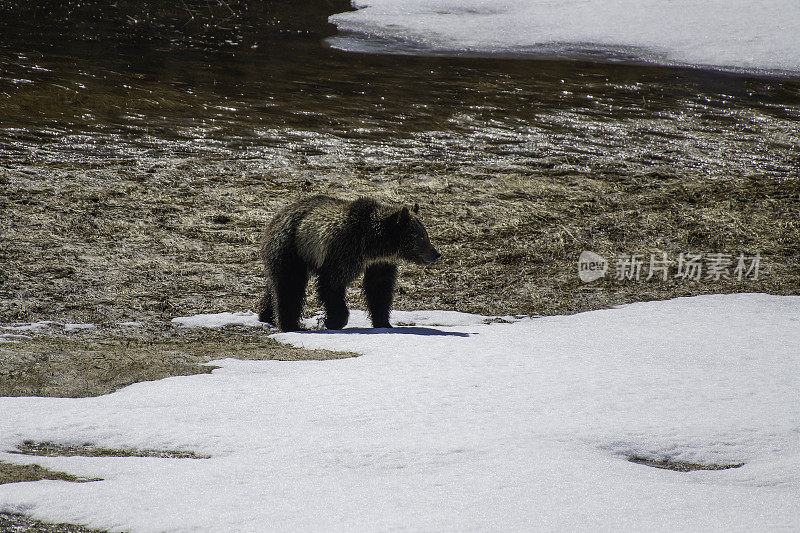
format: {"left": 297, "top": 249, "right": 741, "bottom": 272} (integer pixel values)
{"left": 317, "top": 272, "right": 349, "bottom": 330}
{"left": 272, "top": 258, "right": 309, "bottom": 332}
{"left": 257, "top": 285, "right": 275, "bottom": 325}
{"left": 363, "top": 262, "right": 397, "bottom": 328}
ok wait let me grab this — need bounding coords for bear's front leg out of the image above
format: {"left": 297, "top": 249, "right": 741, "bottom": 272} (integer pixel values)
{"left": 363, "top": 262, "right": 397, "bottom": 328}
{"left": 271, "top": 258, "right": 309, "bottom": 332}
{"left": 316, "top": 272, "right": 349, "bottom": 330}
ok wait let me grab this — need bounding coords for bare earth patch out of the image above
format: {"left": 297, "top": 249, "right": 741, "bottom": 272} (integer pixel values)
{"left": 11, "top": 441, "right": 211, "bottom": 459}
{"left": 0, "top": 512, "right": 105, "bottom": 533}
{"left": 628, "top": 456, "right": 745, "bottom": 472}
{"left": 0, "top": 461, "right": 100, "bottom": 486}
{"left": 1, "top": 440, "right": 210, "bottom": 487}
{"left": 0, "top": 323, "right": 355, "bottom": 398}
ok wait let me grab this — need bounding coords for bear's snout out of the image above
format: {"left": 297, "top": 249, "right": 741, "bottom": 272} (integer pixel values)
{"left": 422, "top": 248, "right": 442, "bottom": 265}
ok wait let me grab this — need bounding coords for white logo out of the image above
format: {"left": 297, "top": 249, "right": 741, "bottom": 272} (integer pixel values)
{"left": 578, "top": 251, "right": 608, "bottom": 282}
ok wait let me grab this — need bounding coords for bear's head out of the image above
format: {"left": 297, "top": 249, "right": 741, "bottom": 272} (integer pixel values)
{"left": 393, "top": 203, "right": 441, "bottom": 265}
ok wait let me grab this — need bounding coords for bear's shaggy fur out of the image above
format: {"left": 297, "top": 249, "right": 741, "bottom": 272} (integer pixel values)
{"left": 258, "top": 195, "right": 441, "bottom": 332}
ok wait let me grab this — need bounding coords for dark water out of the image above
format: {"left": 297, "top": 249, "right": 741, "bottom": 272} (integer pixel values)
{"left": 1, "top": 36, "right": 799, "bottom": 179}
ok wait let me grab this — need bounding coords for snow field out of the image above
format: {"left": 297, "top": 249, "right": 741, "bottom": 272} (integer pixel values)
{"left": 328, "top": 0, "right": 800, "bottom": 74}
{"left": 0, "top": 293, "right": 798, "bottom": 531}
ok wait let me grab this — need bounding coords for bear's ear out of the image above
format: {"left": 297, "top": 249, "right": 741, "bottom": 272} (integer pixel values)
{"left": 397, "top": 206, "right": 411, "bottom": 226}
{"left": 412, "top": 202, "right": 419, "bottom": 214}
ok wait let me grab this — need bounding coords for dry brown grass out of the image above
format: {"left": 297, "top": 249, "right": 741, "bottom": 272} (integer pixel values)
{"left": 0, "top": 324, "right": 355, "bottom": 398}
{"left": 627, "top": 455, "right": 745, "bottom": 472}
{"left": 0, "top": 460, "right": 100, "bottom": 485}
{"left": 10, "top": 441, "right": 210, "bottom": 459}
{"left": 3, "top": 161, "right": 797, "bottom": 327}
{"left": 0, "top": 512, "right": 104, "bottom": 533}
{"left": 2, "top": 158, "right": 797, "bottom": 403}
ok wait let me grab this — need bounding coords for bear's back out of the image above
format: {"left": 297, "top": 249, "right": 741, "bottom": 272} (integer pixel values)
{"left": 294, "top": 196, "right": 350, "bottom": 268}
{"left": 261, "top": 196, "right": 341, "bottom": 266}
{"left": 263, "top": 195, "right": 385, "bottom": 271}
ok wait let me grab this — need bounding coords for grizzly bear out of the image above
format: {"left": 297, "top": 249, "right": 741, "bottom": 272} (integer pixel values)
{"left": 258, "top": 195, "right": 441, "bottom": 332}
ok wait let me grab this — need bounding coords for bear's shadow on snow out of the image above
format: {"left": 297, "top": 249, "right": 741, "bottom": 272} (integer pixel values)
{"left": 307, "top": 326, "right": 471, "bottom": 337}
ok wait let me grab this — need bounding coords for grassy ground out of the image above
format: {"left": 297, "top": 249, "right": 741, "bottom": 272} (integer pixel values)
{"left": 2, "top": 158, "right": 797, "bottom": 327}
{"left": 0, "top": 511, "right": 105, "bottom": 533}
{"left": 0, "top": 323, "right": 353, "bottom": 398}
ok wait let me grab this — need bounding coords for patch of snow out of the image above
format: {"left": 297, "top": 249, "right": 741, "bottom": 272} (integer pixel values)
{"left": 172, "top": 309, "right": 504, "bottom": 331}
{"left": 299, "top": 309, "right": 507, "bottom": 330}
{"left": 0, "top": 321, "right": 95, "bottom": 338}
{"left": 119, "top": 321, "right": 144, "bottom": 327}
{"left": 171, "top": 311, "right": 265, "bottom": 329}
{"left": 63, "top": 323, "right": 96, "bottom": 332}
{"left": 0, "top": 322, "right": 52, "bottom": 332}
{"left": 0, "top": 323, "right": 47, "bottom": 343}
{"left": 0, "top": 293, "right": 798, "bottom": 531}
{"left": 0, "top": 333, "right": 30, "bottom": 343}
{"left": 328, "top": 0, "right": 800, "bottom": 74}
{"left": 386, "top": 308, "right": 511, "bottom": 326}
